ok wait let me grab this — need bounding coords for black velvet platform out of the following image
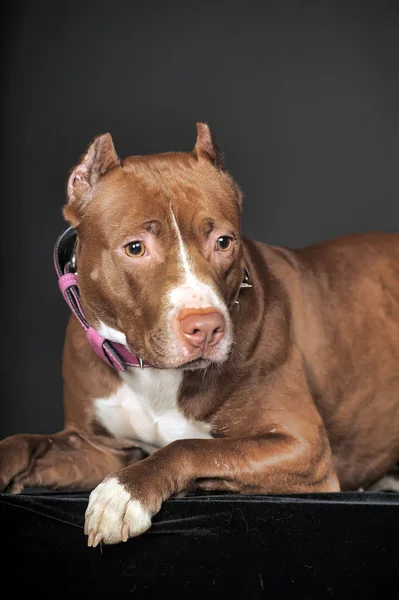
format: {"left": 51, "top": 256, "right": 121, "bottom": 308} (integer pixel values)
{"left": 2, "top": 490, "right": 398, "bottom": 598}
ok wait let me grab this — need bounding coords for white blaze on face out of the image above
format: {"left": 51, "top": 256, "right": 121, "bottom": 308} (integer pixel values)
{"left": 168, "top": 205, "right": 232, "bottom": 358}
{"left": 169, "top": 206, "right": 227, "bottom": 313}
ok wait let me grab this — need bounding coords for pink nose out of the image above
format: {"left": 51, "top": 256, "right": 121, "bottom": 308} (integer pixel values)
{"left": 178, "top": 310, "right": 225, "bottom": 350}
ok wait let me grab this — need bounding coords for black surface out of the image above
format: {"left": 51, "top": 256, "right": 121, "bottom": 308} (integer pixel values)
{"left": 2, "top": 491, "right": 399, "bottom": 598}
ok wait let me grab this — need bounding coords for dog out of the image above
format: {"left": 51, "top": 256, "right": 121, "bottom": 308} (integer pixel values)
{"left": 1, "top": 123, "right": 398, "bottom": 546}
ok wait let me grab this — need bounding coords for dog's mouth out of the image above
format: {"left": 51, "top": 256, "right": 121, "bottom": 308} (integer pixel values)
{"left": 141, "top": 350, "right": 212, "bottom": 371}
{"left": 126, "top": 323, "right": 232, "bottom": 370}
{"left": 176, "top": 357, "right": 212, "bottom": 371}
{"left": 127, "top": 339, "right": 217, "bottom": 370}
{"left": 123, "top": 337, "right": 211, "bottom": 370}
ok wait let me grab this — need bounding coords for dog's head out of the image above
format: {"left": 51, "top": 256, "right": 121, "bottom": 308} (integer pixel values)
{"left": 63, "top": 124, "right": 244, "bottom": 369}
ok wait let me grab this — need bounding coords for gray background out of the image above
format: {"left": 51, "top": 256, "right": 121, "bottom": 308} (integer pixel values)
{"left": 1, "top": 1, "right": 398, "bottom": 436}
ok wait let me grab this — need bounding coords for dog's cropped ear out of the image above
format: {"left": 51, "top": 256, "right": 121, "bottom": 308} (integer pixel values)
{"left": 194, "top": 123, "right": 224, "bottom": 170}
{"left": 63, "top": 133, "right": 118, "bottom": 227}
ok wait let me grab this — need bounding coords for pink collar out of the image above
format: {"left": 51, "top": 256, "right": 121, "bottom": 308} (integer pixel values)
{"left": 54, "top": 228, "right": 149, "bottom": 372}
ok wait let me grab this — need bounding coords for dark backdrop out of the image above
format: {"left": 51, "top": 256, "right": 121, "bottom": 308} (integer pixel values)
{"left": 1, "top": 1, "right": 398, "bottom": 437}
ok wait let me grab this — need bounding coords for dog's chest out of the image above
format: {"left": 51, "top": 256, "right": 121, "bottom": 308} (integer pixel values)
{"left": 95, "top": 368, "right": 212, "bottom": 447}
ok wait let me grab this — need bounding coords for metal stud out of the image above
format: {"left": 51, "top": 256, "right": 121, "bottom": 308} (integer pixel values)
{"left": 240, "top": 267, "right": 252, "bottom": 288}
{"left": 70, "top": 239, "right": 78, "bottom": 272}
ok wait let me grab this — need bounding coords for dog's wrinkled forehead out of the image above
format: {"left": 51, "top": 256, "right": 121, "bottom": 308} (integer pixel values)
{"left": 64, "top": 123, "right": 242, "bottom": 235}
{"left": 82, "top": 157, "right": 241, "bottom": 247}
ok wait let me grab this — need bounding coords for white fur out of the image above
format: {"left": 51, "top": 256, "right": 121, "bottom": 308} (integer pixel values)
{"left": 368, "top": 474, "right": 399, "bottom": 492}
{"left": 85, "top": 477, "right": 151, "bottom": 544}
{"left": 168, "top": 205, "right": 232, "bottom": 358}
{"left": 169, "top": 205, "right": 195, "bottom": 282}
{"left": 97, "top": 321, "right": 128, "bottom": 345}
{"left": 95, "top": 367, "right": 212, "bottom": 448}
{"left": 169, "top": 205, "right": 227, "bottom": 314}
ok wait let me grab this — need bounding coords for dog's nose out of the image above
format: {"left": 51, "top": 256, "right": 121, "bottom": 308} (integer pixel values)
{"left": 179, "top": 311, "right": 225, "bottom": 349}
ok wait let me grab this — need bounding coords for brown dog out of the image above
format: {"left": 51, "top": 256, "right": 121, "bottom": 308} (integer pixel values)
{"left": 1, "top": 124, "right": 398, "bottom": 546}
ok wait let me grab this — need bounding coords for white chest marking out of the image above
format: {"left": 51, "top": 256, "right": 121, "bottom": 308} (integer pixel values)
{"left": 95, "top": 368, "right": 212, "bottom": 447}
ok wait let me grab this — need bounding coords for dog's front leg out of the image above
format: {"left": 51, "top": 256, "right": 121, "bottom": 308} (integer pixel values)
{"left": 85, "top": 428, "right": 340, "bottom": 546}
{"left": 0, "top": 430, "right": 145, "bottom": 494}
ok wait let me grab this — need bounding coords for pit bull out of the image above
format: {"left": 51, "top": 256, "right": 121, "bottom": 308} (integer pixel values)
{"left": 1, "top": 123, "right": 398, "bottom": 546}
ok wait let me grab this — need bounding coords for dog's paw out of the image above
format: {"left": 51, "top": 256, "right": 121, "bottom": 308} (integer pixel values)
{"left": 84, "top": 477, "right": 152, "bottom": 546}
{"left": 368, "top": 472, "right": 399, "bottom": 492}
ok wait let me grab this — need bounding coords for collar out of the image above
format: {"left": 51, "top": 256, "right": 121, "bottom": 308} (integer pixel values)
{"left": 54, "top": 227, "right": 251, "bottom": 372}
{"left": 54, "top": 227, "right": 147, "bottom": 371}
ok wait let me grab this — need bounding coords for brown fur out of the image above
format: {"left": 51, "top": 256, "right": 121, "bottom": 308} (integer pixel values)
{"left": 1, "top": 124, "right": 398, "bottom": 517}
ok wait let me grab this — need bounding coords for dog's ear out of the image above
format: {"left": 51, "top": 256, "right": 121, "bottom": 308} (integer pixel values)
{"left": 194, "top": 123, "right": 224, "bottom": 170}
{"left": 63, "top": 133, "right": 118, "bottom": 227}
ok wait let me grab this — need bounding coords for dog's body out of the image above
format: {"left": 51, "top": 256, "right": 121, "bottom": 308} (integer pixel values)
{"left": 1, "top": 124, "right": 398, "bottom": 545}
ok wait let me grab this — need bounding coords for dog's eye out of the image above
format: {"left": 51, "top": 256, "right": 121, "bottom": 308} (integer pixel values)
{"left": 124, "top": 242, "right": 146, "bottom": 258}
{"left": 216, "top": 236, "right": 233, "bottom": 252}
